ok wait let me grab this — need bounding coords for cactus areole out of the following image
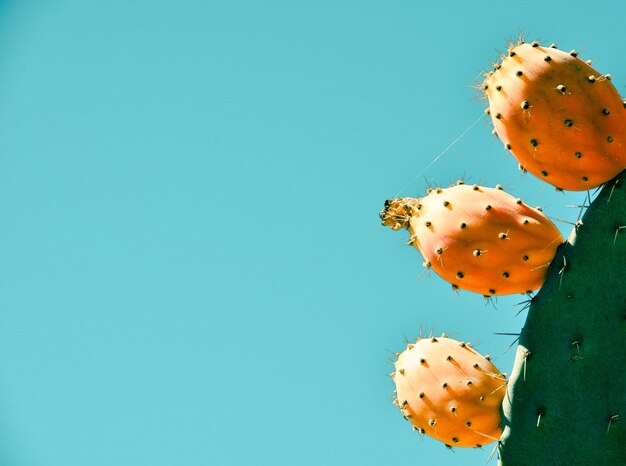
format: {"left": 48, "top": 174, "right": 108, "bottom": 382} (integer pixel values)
{"left": 392, "top": 335, "right": 506, "bottom": 448}
{"left": 380, "top": 183, "right": 563, "bottom": 296}
{"left": 484, "top": 42, "right": 626, "bottom": 191}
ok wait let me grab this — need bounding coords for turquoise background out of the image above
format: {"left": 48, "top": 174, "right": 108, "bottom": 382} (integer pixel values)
{"left": 0, "top": 1, "right": 624, "bottom": 465}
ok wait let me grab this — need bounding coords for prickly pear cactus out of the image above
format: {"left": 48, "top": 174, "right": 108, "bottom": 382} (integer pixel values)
{"left": 381, "top": 38, "right": 626, "bottom": 465}
{"left": 498, "top": 170, "right": 626, "bottom": 465}
{"left": 392, "top": 335, "right": 506, "bottom": 448}
{"left": 379, "top": 183, "right": 563, "bottom": 296}
{"left": 483, "top": 42, "right": 626, "bottom": 191}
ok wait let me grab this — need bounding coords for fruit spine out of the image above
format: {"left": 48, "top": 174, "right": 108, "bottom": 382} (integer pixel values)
{"left": 379, "top": 183, "right": 563, "bottom": 296}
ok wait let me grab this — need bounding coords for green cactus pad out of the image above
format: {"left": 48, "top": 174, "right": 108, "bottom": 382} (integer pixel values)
{"left": 499, "top": 170, "right": 626, "bottom": 465}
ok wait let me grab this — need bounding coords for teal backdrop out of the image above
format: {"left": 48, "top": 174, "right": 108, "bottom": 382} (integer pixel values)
{"left": 0, "top": 1, "right": 624, "bottom": 465}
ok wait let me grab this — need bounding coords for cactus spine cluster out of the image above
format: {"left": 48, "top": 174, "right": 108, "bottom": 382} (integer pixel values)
{"left": 381, "top": 39, "right": 626, "bottom": 464}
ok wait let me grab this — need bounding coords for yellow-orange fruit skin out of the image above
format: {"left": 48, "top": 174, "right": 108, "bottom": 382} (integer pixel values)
{"left": 403, "top": 185, "right": 563, "bottom": 296}
{"left": 484, "top": 43, "right": 626, "bottom": 191}
{"left": 392, "top": 336, "right": 506, "bottom": 448}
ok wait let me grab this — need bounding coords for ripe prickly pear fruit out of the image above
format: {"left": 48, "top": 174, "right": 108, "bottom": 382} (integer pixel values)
{"left": 379, "top": 183, "right": 563, "bottom": 296}
{"left": 391, "top": 334, "right": 506, "bottom": 448}
{"left": 483, "top": 41, "right": 626, "bottom": 191}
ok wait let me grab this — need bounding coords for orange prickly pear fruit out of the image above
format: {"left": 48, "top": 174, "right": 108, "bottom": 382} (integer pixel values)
{"left": 391, "top": 334, "right": 506, "bottom": 448}
{"left": 483, "top": 41, "right": 626, "bottom": 191}
{"left": 379, "top": 183, "right": 563, "bottom": 296}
